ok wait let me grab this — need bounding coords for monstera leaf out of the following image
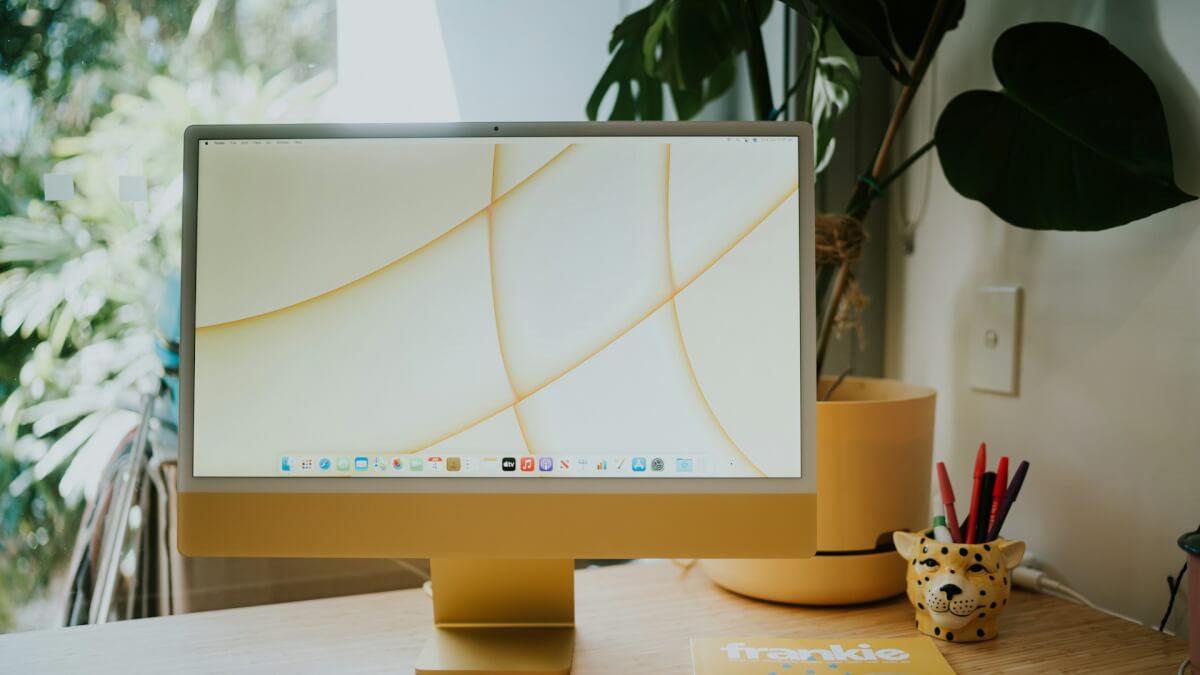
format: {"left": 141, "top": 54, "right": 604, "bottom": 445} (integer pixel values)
{"left": 935, "top": 22, "right": 1196, "bottom": 230}
{"left": 586, "top": 4, "right": 663, "bottom": 121}
{"left": 587, "top": 0, "right": 770, "bottom": 120}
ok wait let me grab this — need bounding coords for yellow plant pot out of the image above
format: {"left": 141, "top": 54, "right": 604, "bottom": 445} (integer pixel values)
{"left": 703, "top": 376, "right": 936, "bottom": 605}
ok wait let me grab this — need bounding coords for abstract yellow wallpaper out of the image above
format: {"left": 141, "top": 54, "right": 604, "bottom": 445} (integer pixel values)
{"left": 193, "top": 137, "right": 800, "bottom": 477}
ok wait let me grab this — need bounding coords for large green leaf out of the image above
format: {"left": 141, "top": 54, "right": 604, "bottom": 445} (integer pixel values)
{"left": 662, "top": 0, "right": 770, "bottom": 119}
{"left": 587, "top": 0, "right": 770, "bottom": 120}
{"left": 586, "top": 4, "right": 662, "bottom": 121}
{"left": 935, "top": 22, "right": 1196, "bottom": 231}
{"left": 803, "top": 0, "right": 963, "bottom": 83}
{"left": 884, "top": 0, "right": 964, "bottom": 59}
{"left": 812, "top": 0, "right": 907, "bottom": 83}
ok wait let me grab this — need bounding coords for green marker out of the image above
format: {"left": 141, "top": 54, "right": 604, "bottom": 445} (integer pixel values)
{"left": 932, "top": 515, "right": 953, "bottom": 543}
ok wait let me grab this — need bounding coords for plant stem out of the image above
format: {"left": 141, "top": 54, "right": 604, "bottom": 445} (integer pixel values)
{"left": 814, "top": 262, "right": 835, "bottom": 316}
{"left": 815, "top": 0, "right": 953, "bottom": 373}
{"left": 801, "top": 15, "right": 827, "bottom": 123}
{"left": 849, "top": 5, "right": 950, "bottom": 220}
{"left": 877, "top": 138, "right": 936, "bottom": 192}
{"left": 770, "top": 75, "right": 808, "bottom": 121}
{"left": 741, "top": 0, "right": 774, "bottom": 120}
{"left": 782, "top": 3, "right": 792, "bottom": 120}
{"left": 845, "top": 138, "right": 935, "bottom": 216}
{"left": 815, "top": 259, "right": 851, "bottom": 375}
{"left": 771, "top": 14, "right": 824, "bottom": 122}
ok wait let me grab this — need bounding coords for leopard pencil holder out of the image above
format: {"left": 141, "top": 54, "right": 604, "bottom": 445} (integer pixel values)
{"left": 893, "top": 530, "right": 1025, "bottom": 643}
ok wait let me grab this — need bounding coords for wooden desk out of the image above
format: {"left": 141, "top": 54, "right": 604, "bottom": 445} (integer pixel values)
{"left": 3, "top": 562, "right": 1187, "bottom": 673}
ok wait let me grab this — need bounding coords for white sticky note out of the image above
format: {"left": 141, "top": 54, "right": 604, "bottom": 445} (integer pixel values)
{"left": 118, "top": 175, "right": 147, "bottom": 202}
{"left": 43, "top": 174, "right": 75, "bottom": 201}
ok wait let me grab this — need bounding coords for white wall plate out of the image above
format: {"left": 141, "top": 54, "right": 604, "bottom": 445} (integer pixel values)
{"left": 969, "top": 285, "right": 1022, "bottom": 395}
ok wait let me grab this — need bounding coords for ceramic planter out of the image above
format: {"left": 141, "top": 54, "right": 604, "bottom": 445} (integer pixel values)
{"left": 703, "top": 377, "right": 936, "bottom": 605}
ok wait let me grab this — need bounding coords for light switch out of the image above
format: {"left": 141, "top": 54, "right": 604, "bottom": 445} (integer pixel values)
{"left": 969, "top": 286, "right": 1022, "bottom": 395}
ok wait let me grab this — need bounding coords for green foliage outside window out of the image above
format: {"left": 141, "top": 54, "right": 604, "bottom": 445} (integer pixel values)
{"left": 0, "top": 0, "right": 335, "bottom": 630}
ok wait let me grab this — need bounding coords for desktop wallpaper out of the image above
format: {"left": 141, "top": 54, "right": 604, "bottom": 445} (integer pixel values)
{"left": 193, "top": 136, "right": 801, "bottom": 477}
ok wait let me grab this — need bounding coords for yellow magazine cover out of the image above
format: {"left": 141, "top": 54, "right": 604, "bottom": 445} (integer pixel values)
{"left": 691, "top": 636, "right": 956, "bottom": 675}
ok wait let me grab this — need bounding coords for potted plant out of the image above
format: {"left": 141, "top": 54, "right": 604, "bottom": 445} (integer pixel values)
{"left": 588, "top": 0, "right": 1195, "bottom": 604}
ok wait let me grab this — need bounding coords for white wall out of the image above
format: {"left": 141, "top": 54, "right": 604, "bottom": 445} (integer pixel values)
{"left": 886, "top": 0, "right": 1200, "bottom": 630}
{"left": 435, "top": 0, "right": 628, "bottom": 121}
{"left": 434, "top": 0, "right": 788, "bottom": 122}
{"left": 322, "top": 1, "right": 632, "bottom": 123}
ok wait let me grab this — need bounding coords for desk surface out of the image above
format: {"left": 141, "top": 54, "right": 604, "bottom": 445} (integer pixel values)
{"left": 3, "top": 562, "right": 1187, "bottom": 673}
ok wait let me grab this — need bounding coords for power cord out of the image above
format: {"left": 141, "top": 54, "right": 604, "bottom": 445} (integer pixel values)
{"left": 387, "top": 559, "right": 433, "bottom": 598}
{"left": 1158, "top": 521, "right": 1196, "bottom": 633}
{"left": 1012, "top": 566, "right": 1096, "bottom": 608}
{"left": 671, "top": 559, "right": 698, "bottom": 576}
{"left": 1159, "top": 559, "right": 1188, "bottom": 631}
{"left": 390, "top": 558, "right": 431, "bottom": 582}
{"left": 887, "top": 58, "right": 938, "bottom": 255}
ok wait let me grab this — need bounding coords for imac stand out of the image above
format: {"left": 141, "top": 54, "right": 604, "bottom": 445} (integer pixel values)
{"left": 415, "top": 559, "right": 575, "bottom": 674}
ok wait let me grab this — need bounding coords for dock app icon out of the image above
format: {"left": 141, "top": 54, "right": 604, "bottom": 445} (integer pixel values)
{"left": 501, "top": 457, "right": 517, "bottom": 471}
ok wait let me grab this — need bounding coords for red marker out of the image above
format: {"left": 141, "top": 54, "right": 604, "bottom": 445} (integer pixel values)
{"left": 936, "top": 462, "right": 964, "bottom": 543}
{"left": 989, "top": 456, "right": 1009, "bottom": 536}
{"left": 965, "top": 442, "right": 987, "bottom": 544}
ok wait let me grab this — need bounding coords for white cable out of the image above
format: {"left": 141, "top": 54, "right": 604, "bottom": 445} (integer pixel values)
{"left": 1014, "top": 565, "right": 1150, "bottom": 626}
{"left": 887, "top": 58, "right": 938, "bottom": 255}
{"left": 1178, "top": 657, "right": 1190, "bottom": 675}
{"left": 1013, "top": 566, "right": 1096, "bottom": 607}
{"left": 1041, "top": 579, "right": 1096, "bottom": 608}
{"left": 1012, "top": 565, "right": 1052, "bottom": 592}
{"left": 389, "top": 558, "right": 431, "bottom": 582}
{"left": 1042, "top": 586, "right": 1095, "bottom": 608}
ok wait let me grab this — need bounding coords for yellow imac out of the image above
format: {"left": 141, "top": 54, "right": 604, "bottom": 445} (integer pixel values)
{"left": 178, "top": 121, "right": 817, "bottom": 674}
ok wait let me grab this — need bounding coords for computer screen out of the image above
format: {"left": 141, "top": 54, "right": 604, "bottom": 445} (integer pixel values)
{"left": 193, "top": 134, "right": 801, "bottom": 479}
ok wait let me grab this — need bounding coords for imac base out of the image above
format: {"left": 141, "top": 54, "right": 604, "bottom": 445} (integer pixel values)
{"left": 415, "top": 558, "right": 575, "bottom": 675}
